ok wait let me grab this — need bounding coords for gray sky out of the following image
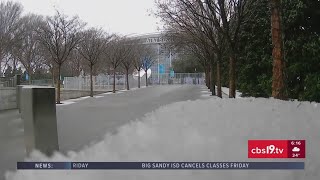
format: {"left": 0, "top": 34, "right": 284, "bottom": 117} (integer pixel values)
{"left": 7, "top": 0, "right": 162, "bottom": 36}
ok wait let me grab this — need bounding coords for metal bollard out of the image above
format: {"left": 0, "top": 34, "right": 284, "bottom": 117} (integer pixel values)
{"left": 21, "top": 86, "right": 59, "bottom": 156}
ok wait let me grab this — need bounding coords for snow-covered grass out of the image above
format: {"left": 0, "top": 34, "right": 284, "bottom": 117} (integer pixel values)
{"left": 6, "top": 97, "right": 319, "bottom": 180}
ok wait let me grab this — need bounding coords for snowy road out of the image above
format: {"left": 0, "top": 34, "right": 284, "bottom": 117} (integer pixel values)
{"left": 56, "top": 85, "right": 204, "bottom": 151}
{"left": 0, "top": 85, "right": 205, "bottom": 179}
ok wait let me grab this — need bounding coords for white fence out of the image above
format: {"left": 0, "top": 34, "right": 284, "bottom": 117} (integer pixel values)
{"left": 64, "top": 73, "right": 205, "bottom": 91}
{"left": 149, "top": 73, "right": 205, "bottom": 85}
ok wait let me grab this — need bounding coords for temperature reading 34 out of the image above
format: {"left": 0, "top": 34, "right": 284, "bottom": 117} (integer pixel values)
{"left": 288, "top": 140, "right": 306, "bottom": 158}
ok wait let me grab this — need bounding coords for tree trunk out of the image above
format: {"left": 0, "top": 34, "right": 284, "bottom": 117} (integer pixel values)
{"left": 271, "top": 0, "right": 286, "bottom": 99}
{"left": 207, "top": 66, "right": 211, "bottom": 90}
{"left": 205, "top": 70, "right": 208, "bottom": 87}
{"left": 0, "top": 51, "right": 2, "bottom": 77}
{"left": 216, "top": 60, "right": 222, "bottom": 98}
{"left": 229, "top": 55, "right": 236, "bottom": 98}
{"left": 13, "top": 58, "right": 17, "bottom": 75}
{"left": 51, "top": 66, "right": 55, "bottom": 87}
{"left": 113, "top": 70, "right": 116, "bottom": 93}
{"left": 145, "top": 70, "right": 148, "bottom": 87}
{"left": 57, "top": 65, "right": 61, "bottom": 104}
{"left": 138, "top": 70, "right": 141, "bottom": 88}
{"left": 126, "top": 68, "right": 129, "bottom": 90}
{"left": 90, "top": 64, "right": 93, "bottom": 97}
{"left": 210, "top": 59, "right": 216, "bottom": 96}
{"left": 205, "top": 65, "right": 210, "bottom": 89}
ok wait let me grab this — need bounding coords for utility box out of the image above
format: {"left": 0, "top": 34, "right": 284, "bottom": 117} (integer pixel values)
{"left": 21, "top": 86, "right": 59, "bottom": 156}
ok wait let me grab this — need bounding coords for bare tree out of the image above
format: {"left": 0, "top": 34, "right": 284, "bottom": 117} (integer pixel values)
{"left": 157, "top": 0, "right": 254, "bottom": 98}
{"left": 141, "top": 46, "right": 156, "bottom": 87}
{"left": 37, "top": 11, "right": 84, "bottom": 103}
{"left": 103, "top": 36, "right": 128, "bottom": 93}
{"left": 270, "top": 0, "right": 286, "bottom": 99}
{"left": 121, "top": 38, "right": 137, "bottom": 90}
{"left": 205, "top": 0, "right": 255, "bottom": 98}
{"left": 64, "top": 49, "right": 84, "bottom": 77}
{"left": 12, "top": 14, "right": 44, "bottom": 84}
{"left": 78, "top": 28, "right": 107, "bottom": 97}
{"left": 156, "top": 1, "right": 219, "bottom": 95}
{"left": 0, "top": 1, "right": 23, "bottom": 76}
{"left": 132, "top": 43, "right": 145, "bottom": 88}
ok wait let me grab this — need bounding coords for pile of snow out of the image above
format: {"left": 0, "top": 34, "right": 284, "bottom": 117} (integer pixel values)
{"left": 201, "top": 86, "right": 242, "bottom": 98}
{"left": 221, "top": 87, "right": 242, "bottom": 98}
{"left": 6, "top": 98, "right": 319, "bottom": 180}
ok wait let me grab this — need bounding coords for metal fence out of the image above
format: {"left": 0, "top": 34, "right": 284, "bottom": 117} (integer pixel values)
{"left": 0, "top": 77, "right": 15, "bottom": 87}
{"left": 30, "top": 79, "right": 53, "bottom": 86}
{"left": 149, "top": 73, "right": 205, "bottom": 85}
{"left": 64, "top": 73, "right": 205, "bottom": 91}
{"left": 64, "top": 75, "right": 127, "bottom": 91}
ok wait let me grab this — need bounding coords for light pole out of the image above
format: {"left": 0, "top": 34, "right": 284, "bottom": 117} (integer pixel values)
{"left": 169, "top": 49, "right": 172, "bottom": 68}
{"left": 158, "top": 43, "right": 160, "bottom": 84}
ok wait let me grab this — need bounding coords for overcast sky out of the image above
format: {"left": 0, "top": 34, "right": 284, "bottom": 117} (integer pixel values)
{"left": 6, "top": 0, "right": 162, "bottom": 36}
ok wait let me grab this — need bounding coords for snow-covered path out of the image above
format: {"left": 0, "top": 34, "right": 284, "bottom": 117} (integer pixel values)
{"left": 0, "top": 85, "right": 205, "bottom": 179}
{"left": 3, "top": 85, "right": 320, "bottom": 180}
{"left": 56, "top": 85, "right": 204, "bottom": 151}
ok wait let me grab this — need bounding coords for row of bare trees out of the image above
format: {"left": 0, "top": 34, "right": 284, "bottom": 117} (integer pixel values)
{"left": 156, "top": 0, "right": 285, "bottom": 99}
{"left": 0, "top": 1, "right": 156, "bottom": 103}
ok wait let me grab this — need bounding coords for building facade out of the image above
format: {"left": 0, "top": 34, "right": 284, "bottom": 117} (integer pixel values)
{"left": 130, "top": 33, "right": 176, "bottom": 81}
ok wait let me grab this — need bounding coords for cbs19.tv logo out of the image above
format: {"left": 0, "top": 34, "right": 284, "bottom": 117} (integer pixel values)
{"left": 248, "top": 140, "right": 306, "bottom": 158}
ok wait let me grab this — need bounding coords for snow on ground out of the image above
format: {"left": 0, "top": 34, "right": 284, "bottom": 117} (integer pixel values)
{"left": 221, "top": 87, "right": 242, "bottom": 98}
{"left": 58, "top": 89, "right": 137, "bottom": 106}
{"left": 199, "top": 85, "right": 242, "bottom": 98}
{"left": 200, "top": 86, "right": 240, "bottom": 98}
{"left": 57, "top": 96, "right": 91, "bottom": 106}
{"left": 5, "top": 97, "right": 320, "bottom": 180}
{"left": 94, "top": 96, "right": 104, "bottom": 99}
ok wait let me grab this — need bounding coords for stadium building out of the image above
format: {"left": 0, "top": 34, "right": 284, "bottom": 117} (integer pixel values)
{"left": 129, "top": 32, "right": 176, "bottom": 83}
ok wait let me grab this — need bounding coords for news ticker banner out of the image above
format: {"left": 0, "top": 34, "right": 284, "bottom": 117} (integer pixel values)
{"left": 17, "top": 162, "right": 304, "bottom": 170}
{"left": 248, "top": 140, "right": 306, "bottom": 158}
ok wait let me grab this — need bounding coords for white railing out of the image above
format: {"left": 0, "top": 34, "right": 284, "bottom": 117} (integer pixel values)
{"left": 64, "top": 73, "right": 205, "bottom": 91}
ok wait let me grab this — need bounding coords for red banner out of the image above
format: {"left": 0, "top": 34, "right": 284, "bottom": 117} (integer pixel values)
{"left": 248, "top": 140, "right": 305, "bottom": 158}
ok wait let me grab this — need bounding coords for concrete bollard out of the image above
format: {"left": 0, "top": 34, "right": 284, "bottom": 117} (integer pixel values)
{"left": 14, "top": 74, "right": 21, "bottom": 87}
{"left": 21, "top": 86, "right": 59, "bottom": 156}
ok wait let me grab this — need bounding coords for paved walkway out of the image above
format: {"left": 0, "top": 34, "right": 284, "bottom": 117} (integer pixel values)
{"left": 0, "top": 85, "right": 206, "bottom": 179}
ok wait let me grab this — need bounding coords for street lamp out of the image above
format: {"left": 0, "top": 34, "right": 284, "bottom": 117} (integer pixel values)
{"left": 158, "top": 43, "right": 160, "bottom": 85}
{"left": 169, "top": 49, "right": 172, "bottom": 68}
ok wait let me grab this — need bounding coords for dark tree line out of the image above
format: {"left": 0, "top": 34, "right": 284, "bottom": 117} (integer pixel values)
{"left": 156, "top": 0, "right": 320, "bottom": 102}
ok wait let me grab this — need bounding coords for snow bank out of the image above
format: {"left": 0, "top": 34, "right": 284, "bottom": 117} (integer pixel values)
{"left": 6, "top": 98, "right": 319, "bottom": 180}
{"left": 221, "top": 87, "right": 242, "bottom": 98}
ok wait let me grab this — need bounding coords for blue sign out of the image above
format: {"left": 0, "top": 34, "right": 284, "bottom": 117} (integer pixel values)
{"left": 25, "top": 74, "right": 29, "bottom": 81}
{"left": 170, "top": 70, "right": 175, "bottom": 78}
{"left": 159, "top": 64, "right": 165, "bottom": 74}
